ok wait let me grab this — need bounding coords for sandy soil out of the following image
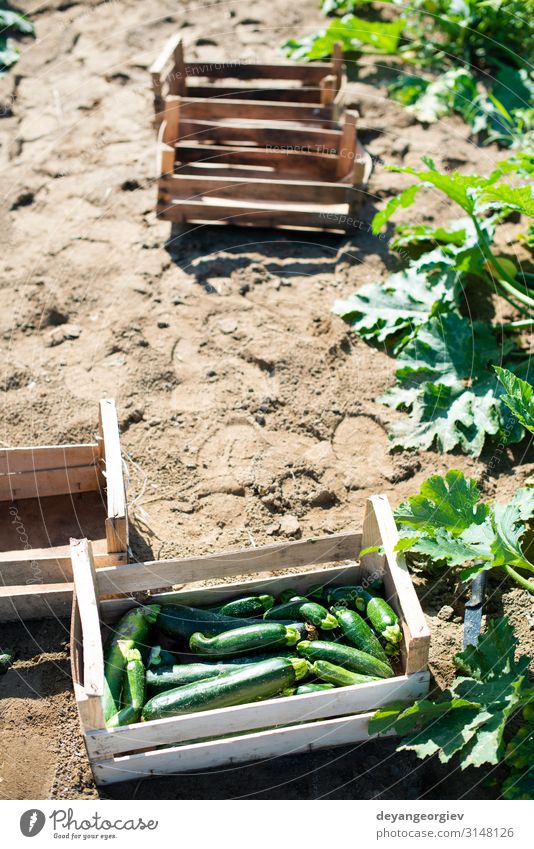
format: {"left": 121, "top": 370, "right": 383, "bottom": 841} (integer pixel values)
{"left": 0, "top": 0, "right": 532, "bottom": 800}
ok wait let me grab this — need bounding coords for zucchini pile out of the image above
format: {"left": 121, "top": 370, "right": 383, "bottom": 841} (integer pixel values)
{"left": 101, "top": 584, "right": 402, "bottom": 728}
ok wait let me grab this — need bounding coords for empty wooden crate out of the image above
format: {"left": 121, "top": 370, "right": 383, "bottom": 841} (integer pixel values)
{"left": 0, "top": 399, "right": 128, "bottom": 622}
{"left": 150, "top": 37, "right": 372, "bottom": 231}
{"left": 71, "top": 495, "right": 429, "bottom": 786}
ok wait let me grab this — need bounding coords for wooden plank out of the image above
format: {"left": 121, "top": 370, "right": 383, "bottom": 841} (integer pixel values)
{"left": 162, "top": 99, "right": 180, "bottom": 146}
{"left": 362, "top": 495, "right": 430, "bottom": 674}
{"left": 98, "top": 400, "right": 127, "bottom": 555}
{"left": 184, "top": 61, "right": 334, "bottom": 84}
{"left": 0, "top": 582, "right": 74, "bottom": 621}
{"left": 183, "top": 85, "right": 323, "bottom": 103}
{"left": 174, "top": 142, "right": 338, "bottom": 179}
{"left": 85, "top": 671, "right": 429, "bottom": 759}
{"left": 175, "top": 96, "right": 336, "bottom": 124}
{"left": 168, "top": 38, "right": 186, "bottom": 96}
{"left": 92, "top": 710, "right": 392, "bottom": 785}
{"left": 98, "top": 563, "right": 360, "bottom": 623}
{"left": 337, "top": 111, "right": 357, "bottom": 179}
{"left": 161, "top": 174, "right": 352, "bottom": 205}
{"left": 178, "top": 119, "right": 341, "bottom": 151}
{"left": 94, "top": 531, "right": 363, "bottom": 596}
{"left": 0, "top": 444, "right": 98, "bottom": 476}
{"left": 150, "top": 33, "right": 183, "bottom": 78}
{"left": 70, "top": 539, "right": 104, "bottom": 699}
{"left": 0, "top": 465, "right": 100, "bottom": 501}
{"left": 0, "top": 538, "right": 124, "bottom": 585}
{"left": 160, "top": 143, "right": 175, "bottom": 176}
{"left": 320, "top": 74, "right": 336, "bottom": 106}
{"left": 157, "top": 198, "right": 351, "bottom": 231}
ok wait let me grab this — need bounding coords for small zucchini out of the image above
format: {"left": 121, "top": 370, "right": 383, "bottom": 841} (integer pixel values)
{"left": 209, "top": 595, "right": 275, "bottom": 618}
{"left": 354, "top": 591, "right": 402, "bottom": 645}
{"left": 312, "top": 659, "right": 379, "bottom": 687}
{"left": 142, "top": 657, "right": 310, "bottom": 720}
{"left": 264, "top": 600, "right": 338, "bottom": 630}
{"left": 190, "top": 623, "right": 301, "bottom": 657}
{"left": 332, "top": 607, "right": 389, "bottom": 663}
{"left": 279, "top": 590, "right": 307, "bottom": 604}
{"left": 103, "top": 605, "right": 160, "bottom": 723}
{"left": 297, "top": 640, "right": 393, "bottom": 678}
{"left": 294, "top": 682, "right": 335, "bottom": 694}
{"left": 106, "top": 648, "right": 146, "bottom": 728}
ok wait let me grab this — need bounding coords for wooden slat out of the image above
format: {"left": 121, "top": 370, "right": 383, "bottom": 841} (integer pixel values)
{"left": 0, "top": 541, "right": 126, "bottom": 588}
{"left": 150, "top": 33, "right": 183, "bottom": 78}
{"left": 0, "top": 465, "right": 100, "bottom": 501}
{"left": 92, "top": 710, "right": 392, "bottom": 784}
{"left": 175, "top": 96, "right": 336, "bottom": 124}
{"left": 0, "top": 582, "right": 74, "bottom": 621}
{"left": 0, "top": 444, "right": 98, "bottom": 476}
{"left": 183, "top": 85, "right": 323, "bottom": 103}
{"left": 362, "top": 495, "right": 430, "bottom": 674}
{"left": 178, "top": 119, "right": 341, "bottom": 151}
{"left": 161, "top": 174, "right": 353, "bottom": 205}
{"left": 162, "top": 98, "right": 181, "bottom": 146}
{"left": 184, "top": 61, "right": 334, "bottom": 83}
{"left": 94, "top": 531, "right": 363, "bottom": 596}
{"left": 174, "top": 142, "right": 338, "bottom": 178}
{"left": 86, "top": 671, "right": 429, "bottom": 759}
{"left": 98, "top": 400, "right": 127, "bottom": 555}
{"left": 157, "top": 198, "right": 351, "bottom": 231}
{"left": 331, "top": 42, "right": 344, "bottom": 91}
{"left": 70, "top": 539, "right": 104, "bottom": 698}
{"left": 337, "top": 111, "right": 357, "bottom": 179}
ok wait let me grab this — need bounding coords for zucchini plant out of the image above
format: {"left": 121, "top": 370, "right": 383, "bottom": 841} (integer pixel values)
{"left": 0, "top": 8, "right": 34, "bottom": 77}
{"left": 334, "top": 157, "right": 534, "bottom": 456}
{"left": 283, "top": 0, "right": 534, "bottom": 148}
{"left": 394, "top": 469, "right": 534, "bottom": 594}
{"left": 369, "top": 617, "right": 534, "bottom": 799}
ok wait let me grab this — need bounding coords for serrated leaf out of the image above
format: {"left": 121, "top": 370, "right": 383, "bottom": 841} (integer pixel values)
{"left": 332, "top": 264, "right": 457, "bottom": 347}
{"left": 384, "top": 166, "right": 498, "bottom": 216}
{"left": 383, "top": 314, "right": 510, "bottom": 456}
{"left": 390, "top": 222, "right": 467, "bottom": 256}
{"left": 394, "top": 469, "right": 489, "bottom": 533}
{"left": 478, "top": 184, "right": 534, "bottom": 218}
{"left": 453, "top": 617, "right": 526, "bottom": 681}
{"left": 371, "top": 184, "right": 422, "bottom": 234}
{"left": 495, "top": 367, "right": 534, "bottom": 434}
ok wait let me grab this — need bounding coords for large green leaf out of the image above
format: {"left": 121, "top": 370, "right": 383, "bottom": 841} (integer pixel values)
{"left": 394, "top": 468, "right": 489, "bottom": 533}
{"left": 283, "top": 13, "right": 404, "bottom": 60}
{"left": 332, "top": 263, "right": 456, "bottom": 347}
{"left": 369, "top": 617, "right": 532, "bottom": 777}
{"left": 382, "top": 313, "right": 513, "bottom": 455}
{"left": 478, "top": 184, "right": 534, "bottom": 219}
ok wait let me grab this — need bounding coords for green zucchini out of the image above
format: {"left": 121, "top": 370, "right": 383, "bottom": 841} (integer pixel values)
{"left": 210, "top": 595, "right": 275, "bottom": 617}
{"left": 311, "top": 659, "right": 380, "bottom": 687}
{"left": 354, "top": 591, "right": 402, "bottom": 645}
{"left": 297, "top": 640, "right": 393, "bottom": 678}
{"left": 106, "top": 648, "right": 146, "bottom": 728}
{"left": 146, "top": 653, "right": 301, "bottom": 693}
{"left": 142, "top": 657, "right": 310, "bottom": 720}
{"left": 147, "top": 645, "right": 179, "bottom": 668}
{"left": 264, "top": 600, "right": 338, "bottom": 630}
{"left": 190, "top": 623, "right": 301, "bottom": 657}
{"left": 332, "top": 607, "right": 389, "bottom": 663}
{"left": 295, "top": 682, "right": 335, "bottom": 694}
{"left": 103, "top": 605, "right": 160, "bottom": 723}
{"left": 0, "top": 651, "right": 14, "bottom": 674}
{"left": 157, "top": 603, "right": 261, "bottom": 641}
{"left": 279, "top": 590, "right": 307, "bottom": 604}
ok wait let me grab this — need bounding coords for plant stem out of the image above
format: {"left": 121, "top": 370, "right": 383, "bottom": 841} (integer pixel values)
{"left": 501, "top": 319, "right": 534, "bottom": 330}
{"left": 473, "top": 219, "right": 534, "bottom": 310}
{"left": 503, "top": 564, "right": 534, "bottom": 594}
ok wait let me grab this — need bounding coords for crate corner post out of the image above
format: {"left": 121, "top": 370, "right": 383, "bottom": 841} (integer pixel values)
{"left": 98, "top": 399, "right": 128, "bottom": 557}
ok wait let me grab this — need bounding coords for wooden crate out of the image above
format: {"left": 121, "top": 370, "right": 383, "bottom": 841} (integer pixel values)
{"left": 70, "top": 495, "right": 430, "bottom": 786}
{"left": 150, "top": 37, "right": 372, "bottom": 232}
{"left": 0, "top": 399, "right": 128, "bottom": 623}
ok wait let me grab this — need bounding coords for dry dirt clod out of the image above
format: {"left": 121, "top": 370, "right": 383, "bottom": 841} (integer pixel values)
{"left": 438, "top": 605, "right": 455, "bottom": 621}
{"left": 218, "top": 318, "right": 237, "bottom": 334}
{"left": 279, "top": 514, "right": 301, "bottom": 538}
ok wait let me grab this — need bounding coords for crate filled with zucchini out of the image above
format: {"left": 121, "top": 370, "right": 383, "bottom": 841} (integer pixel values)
{"left": 70, "top": 495, "right": 430, "bottom": 786}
